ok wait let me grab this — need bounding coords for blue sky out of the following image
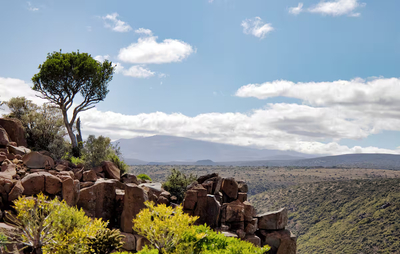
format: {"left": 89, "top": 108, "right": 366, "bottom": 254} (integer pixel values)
{"left": 1, "top": 0, "right": 400, "bottom": 155}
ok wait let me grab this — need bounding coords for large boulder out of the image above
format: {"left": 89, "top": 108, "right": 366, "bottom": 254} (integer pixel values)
{"left": 8, "top": 181, "right": 24, "bottom": 201}
{"left": 0, "top": 163, "right": 17, "bottom": 180}
{"left": 121, "top": 233, "right": 136, "bottom": 251}
{"left": 22, "top": 152, "right": 54, "bottom": 169}
{"left": 8, "top": 145, "right": 31, "bottom": 156}
{"left": 257, "top": 208, "right": 288, "bottom": 230}
{"left": 101, "top": 161, "right": 120, "bottom": 180}
{"left": 83, "top": 170, "right": 98, "bottom": 182}
{"left": 121, "top": 184, "right": 148, "bottom": 233}
{"left": 0, "top": 127, "right": 10, "bottom": 147}
{"left": 21, "top": 172, "right": 45, "bottom": 195}
{"left": 221, "top": 177, "right": 238, "bottom": 200}
{"left": 21, "top": 172, "right": 61, "bottom": 196}
{"left": 0, "top": 118, "right": 27, "bottom": 147}
{"left": 257, "top": 229, "right": 296, "bottom": 254}
{"left": 77, "top": 179, "right": 117, "bottom": 222}
{"left": 121, "top": 173, "right": 139, "bottom": 185}
{"left": 62, "top": 178, "right": 80, "bottom": 206}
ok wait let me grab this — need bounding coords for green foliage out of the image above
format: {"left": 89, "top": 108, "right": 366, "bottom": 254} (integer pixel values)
{"left": 174, "top": 225, "right": 269, "bottom": 254}
{"left": 81, "top": 135, "right": 127, "bottom": 174}
{"left": 251, "top": 178, "right": 400, "bottom": 253}
{"left": 137, "top": 174, "right": 152, "bottom": 181}
{"left": 162, "top": 168, "right": 197, "bottom": 203}
{"left": 137, "top": 246, "right": 159, "bottom": 254}
{"left": 4, "top": 97, "right": 68, "bottom": 159}
{"left": 32, "top": 50, "right": 115, "bottom": 154}
{"left": 2, "top": 193, "right": 110, "bottom": 254}
{"left": 87, "top": 228, "right": 124, "bottom": 254}
{"left": 0, "top": 232, "right": 8, "bottom": 253}
{"left": 133, "top": 201, "right": 198, "bottom": 253}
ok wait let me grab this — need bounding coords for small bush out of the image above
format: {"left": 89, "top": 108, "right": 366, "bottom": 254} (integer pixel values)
{"left": 133, "top": 201, "right": 198, "bottom": 253}
{"left": 137, "top": 174, "right": 152, "bottom": 181}
{"left": 87, "top": 228, "right": 124, "bottom": 254}
{"left": 162, "top": 168, "right": 197, "bottom": 204}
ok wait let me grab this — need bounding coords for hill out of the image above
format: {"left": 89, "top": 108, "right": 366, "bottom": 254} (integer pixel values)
{"left": 115, "top": 135, "right": 316, "bottom": 163}
{"left": 250, "top": 178, "right": 400, "bottom": 253}
{"left": 217, "top": 153, "right": 400, "bottom": 169}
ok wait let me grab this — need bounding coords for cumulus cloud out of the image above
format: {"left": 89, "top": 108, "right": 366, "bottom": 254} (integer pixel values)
{"left": 0, "top": 78, "right": 46, "bottom": 107}
{"left": 289, "top": 3, "right": 304, "bottom": 15}
{"left": 235, "top": 78, "right": 400, "bottom": 107}
{"left": 94, "top": 55, "right": 110, "bottom": 62}
{"left": 241, "top": 17, "right": 274, "bottom": 39}
{"left": 308, "top": 0, "right": 365, "bottom": 17}
{"left": 118, "top": 29, "right": 194, "bottom": 64}
{"left": 102, "top": 13, "right": 132, "bottom": 32}
{"left": 3, "top": 75, "right": 400, "bottom": 156}
{"left": 122, "top": 65, "right": 155, "bottom": 78}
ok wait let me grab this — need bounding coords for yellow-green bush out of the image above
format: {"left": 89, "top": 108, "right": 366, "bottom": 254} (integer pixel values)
{"left": 133, "top": 201, "right": 198, "bottom": 253}
{"left": 134, "top": 202, "right": 269, "bottom": 254}
{"left": 3, "top": 194, "right": 116, "bottom": 254}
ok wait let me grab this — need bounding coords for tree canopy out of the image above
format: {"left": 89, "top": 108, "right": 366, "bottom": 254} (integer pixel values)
{"left": 32, "top": 50, "right": 115, "bottom": 155}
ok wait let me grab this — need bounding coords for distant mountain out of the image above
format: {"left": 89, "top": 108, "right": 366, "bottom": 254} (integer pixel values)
{"left": 115, "top": 135, "right": 316, "bottom": 163}
{"left": 220, "top": 153, "right": 400, "bottom": 169}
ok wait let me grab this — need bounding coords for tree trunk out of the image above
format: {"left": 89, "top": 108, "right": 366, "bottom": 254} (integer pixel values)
{"left": 33, "top": 247, "right": 43, "bottom": 254}
{"left": 62, "top": 110, "right": 79, "bottom": 157}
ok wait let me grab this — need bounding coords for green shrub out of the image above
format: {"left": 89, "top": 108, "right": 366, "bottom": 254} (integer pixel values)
{"left": 2, "top": 193, "right": 110, "bottom": 254}
{"left": 175, "top": 225, "right": 270, "bottom": 254}
{"left": 133, "top": 201, "right": 198, "bottom": 253}
{"left": 137, "top": 174, "right": 152, "bottom": 181}
{"left": 87, "top": 228, "right": 124, "bottom": 254}
{"left": 162, "top": 168, "right": 197, "bottom": 204}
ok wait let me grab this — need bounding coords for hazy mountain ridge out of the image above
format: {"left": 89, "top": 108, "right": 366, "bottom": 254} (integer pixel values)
{"left": 116, "top": 135, "right": 317, "bottom": 163}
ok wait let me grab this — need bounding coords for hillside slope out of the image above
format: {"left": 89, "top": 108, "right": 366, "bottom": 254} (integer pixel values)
{"left": 250, "top": 178, "right": 400, "bottom": 254}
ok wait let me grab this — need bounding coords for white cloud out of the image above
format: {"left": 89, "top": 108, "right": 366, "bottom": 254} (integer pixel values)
{"left": 308, "top": 0, "right": 365, "bottom": 17}
{"left": 118, "top": 29, "right": 194, "bottom": 64}
{"left": 4, "top": 75, "right": 400, "bottom": 156}
{"left": 289, "top": 3, "right": 304, "bottom": 15}
{"left": 241, "top": 17, "right": 274, "bottom": 39}
{"left": 27, "top": 1, "right": 39, "bottom": 11}
{"left": 102, "top": 13, "right": 132, "bottom": 32}
{"left": 94, "top": 55, "right": 110, "bottom": 62}
{"left": 0, "top": 78, "right": 47, "bottom": 108}
{"left": 122, "top": 65, "right": 155, "bottom": 78}
{"left": 135, "top": 28, "right": 153, "bottom": 36}
{"left": 235, "top": 78, "right": 400, "bottom": 108}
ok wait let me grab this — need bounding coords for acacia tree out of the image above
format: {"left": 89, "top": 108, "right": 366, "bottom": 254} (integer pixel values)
{"left": 32, "top": 51, "right": 114, "bottom": 156}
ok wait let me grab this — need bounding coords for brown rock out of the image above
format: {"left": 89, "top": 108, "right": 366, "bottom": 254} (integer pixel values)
{"left": 121, "top": 173, "right": 139, "bottom": 185}
{"left": 55, "top": 164, "right": 69, "bottom": 172}
{"left": 74, "top": 169, "right": 83, "bottom": 181}
{"left": 203, "top": 195, "right": 221, "bottom": 228}
{"left": 6, "top": 154, "right": 15, "bottom": 160}
{"left": 77, "top": 179, "right": 117, "bottom": 222}
{"left": 93, "top": 166, "right": 103, "bottom": 174}
{"left": 80, "top": 182, "right": 95, "bottom": 188}
{"left": 237, "top": 181, "right": 248, "bottom": 193}
{"left": 121, "top": 232, "right": 136, "bottom": 251}
{"left": 223, "top": 199, "right": 244, "bottom": 223}
{"left": 0, "top": 163, "right": 17, "bottom": 180}
{"left": 245, "top": 218, "right": 258, "bottom": 235}
{"left": 83, "top": 170, "right": 98, "bottom": 182}
{"left": 157, "top": 195, "right": 169, "bottom": 205}
{"left": 238, "top": 192, "right": 247, "bottom": 202}
{"left": 121, "top": 184, "right": 148, "bottom": 233}
{"left": 204, "top": 176, "right": 222, "bottom": 195}
{"left": 22, "top": 152, "right": 54, "bottom": 169}
{"left": 8, "top": 181, "right": 24, "bottom": 201}
{"left": 0, "top": 118, "right": 27, "bottom": 147}
{"left": 57, "top": 171, "right": 75, "bottom": 181}
{"left": 257, "top": 208, "right": 288, "bottom": 230}
{"left": 160, "top": 191, "right": 171, "bottom": 199}
{"left": 197, "top": 173, "right": 218, "bottom": 184}
{"left": 0, "top": 127, "right": 9, "bottom": 147}
{"left": 136, "top": 235, "right": 151, "bottom": 251}
{"left": 236, "top": 229, "right": 246, "bottom": 239}
{"left": 257, "top": 229, "right": 296, "bottom": 254}
{"left": 243, "top": 201, "right": 256, "bottom": 222}
{"left": 221, "top": 177, "right": 238, "bottom": 199}
{"left": 21, "top": 172, "right": 45, "bottom": 195}
{"left": 63, "top": 178, "right": 80, "bottom": 206}
{"left": 101, "top": 161, "right": 120, "bottom": 180}
{"left": 44, "top": 173, "right": 62, "bottom": 195}
{"left": 183, "top": 189, "right": 198, "bottom": 210}
{"left": 244, "top": 235, "right": 261, "bottom": 247}
{"left": 0, "top": 154, "right": 6, "bottom": 163}
{"left": 8, "top": 145, "right": 30, "bottom": 156}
